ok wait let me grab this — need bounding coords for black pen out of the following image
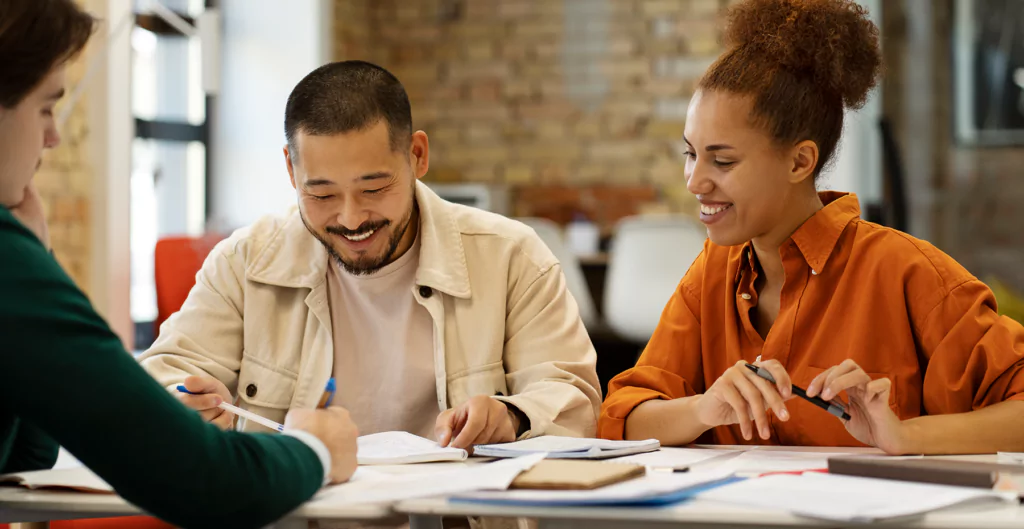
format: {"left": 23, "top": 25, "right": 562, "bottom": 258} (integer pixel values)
{"left": 744, "top": 363, "right": 851, "bottom": 421}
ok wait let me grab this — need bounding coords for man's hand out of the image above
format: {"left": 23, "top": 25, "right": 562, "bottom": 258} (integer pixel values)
{"left": 9, "top": 183, "right": 50, "bottom": 250}
{"left": 175, "top": 375, "right": 235, "bottom": 430}
{"left": 285, "top": 406, "right": 359, "bottom": 484}
{"left": 435, "top": 395, "right": 518, "bottom": 450}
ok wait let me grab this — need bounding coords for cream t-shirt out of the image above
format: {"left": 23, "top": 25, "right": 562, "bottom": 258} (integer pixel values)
{"left": 326, "top": 235, "right": 438, "bottom": 439}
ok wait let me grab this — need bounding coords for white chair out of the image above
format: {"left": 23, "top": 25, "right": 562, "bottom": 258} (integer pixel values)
{"left": 603, "top": 216, "right": 708, "bottom": 343}
{"left": 518, "top": 217, "right": 600, "bottom": 330}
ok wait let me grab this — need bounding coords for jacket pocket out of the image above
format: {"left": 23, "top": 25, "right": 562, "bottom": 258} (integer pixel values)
{"left": 237, "top": 354, "right": 298, "bottom": 410}
{"left": 447, "top": 361, "right": 507, "bottom": 407}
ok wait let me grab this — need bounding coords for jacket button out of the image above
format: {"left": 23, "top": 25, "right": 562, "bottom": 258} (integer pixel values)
{"left": 419, "top": 286, "right": 433, "bottom": 298}
{"left": 245, "top": 384, "right": 257, "bottom": 398}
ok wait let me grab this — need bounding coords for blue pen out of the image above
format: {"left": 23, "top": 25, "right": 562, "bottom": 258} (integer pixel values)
{"left": 319, "top": 377, "right": 336, "bottom": 408}
{"left": 177, "top": 385, "right": 285, "bottom": 432}
{"left": 176, "top": 377, "right": 338, "bottom": 432}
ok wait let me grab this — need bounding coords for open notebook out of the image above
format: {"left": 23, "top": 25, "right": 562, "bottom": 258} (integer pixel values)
{"left": 0, "top": 466, "right": 113, "bottom": 493}
{"left": 357, "top": 431, "right": 468, "bottom": 465}
{"left": 473, "top": 436, "right": 660, "bottom": 460}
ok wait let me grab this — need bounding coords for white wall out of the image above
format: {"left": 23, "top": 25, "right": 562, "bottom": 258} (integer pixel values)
{"left": 89, "top": 0, "right": 134, "bottom": 348}
{"left": 210, "top": 0, "right": 332, "bottom": 229}
{"left": 820, "top": 0, "right": 883, "bottom": 207}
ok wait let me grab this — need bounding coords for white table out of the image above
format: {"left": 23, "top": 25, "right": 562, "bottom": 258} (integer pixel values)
{"left": 0, "top": 480, "right": 402, "bottom": 529}
{"left": 0, "top": 487, "right": 136, "bottom": 525}
{"left": 0, "top": 460, "right": 487, "bottom": 528}
{"left": 4, "top": 447, "right": 1021, "bottom": 529}
{"left": 398, "top": 495, "right": 1024, "bottom": 529}
{"left": 398, "top": 446, "right": 1024, "bottom": 529}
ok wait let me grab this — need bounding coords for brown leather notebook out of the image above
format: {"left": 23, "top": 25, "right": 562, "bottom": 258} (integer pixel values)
{"left": 510, "top": 459, "right": 646, "bottom": 490}
{"left": 828, "top": 457, "right": 1024, "bottom": 489}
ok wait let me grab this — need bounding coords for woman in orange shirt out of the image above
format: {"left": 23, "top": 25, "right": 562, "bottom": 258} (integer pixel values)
{"left": 599, "top": 0, "right": 1024, "bottom": 455}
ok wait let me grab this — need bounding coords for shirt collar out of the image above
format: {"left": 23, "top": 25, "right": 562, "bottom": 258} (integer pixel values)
{"left": 790, "top": 191, "right": 861, "bottom": 273}
{"left": 734, "top": 191, "right": 860, "bottom": 281}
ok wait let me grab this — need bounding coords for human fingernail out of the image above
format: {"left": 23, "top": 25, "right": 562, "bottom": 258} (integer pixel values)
{"left": 779, "top": 408, "right": 789, "bottom": 420}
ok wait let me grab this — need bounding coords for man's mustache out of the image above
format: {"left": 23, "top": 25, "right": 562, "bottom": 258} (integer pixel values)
{"left": 325, "top": 220, "right": 390, "bottom": 238}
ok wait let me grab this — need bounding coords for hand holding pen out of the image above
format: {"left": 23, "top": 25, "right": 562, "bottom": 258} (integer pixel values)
{"left": 177, "top": 376, "right": 357, "bottom": 483}
{"left": 175, "top": 375, "right": 236, "bottom": 430}
{"left": 695, "top": 359, "right": 795, "bottom": 441}
{"left": 177, "top": 376, "right": 337, "bottom": 432}
{"left": 745, "top": 363, "right": 851, "bottom": 420}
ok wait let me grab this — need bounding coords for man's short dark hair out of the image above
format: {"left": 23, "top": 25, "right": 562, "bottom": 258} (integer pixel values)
{"left": 284, "top": 61, "right": 413, "bottom": 157}
{"left": 0, "top": 0, "right": 96, "bottom": 108}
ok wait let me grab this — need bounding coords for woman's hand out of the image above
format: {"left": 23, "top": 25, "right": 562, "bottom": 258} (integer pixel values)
{"left": 696, "top": 359, "right": 793, "bottom": 440}
{"left": 807, "top": 359, "right": 906, "bottom": 454}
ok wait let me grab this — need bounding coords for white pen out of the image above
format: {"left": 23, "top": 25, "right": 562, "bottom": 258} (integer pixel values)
{"left": 177, "top": 385, "right": 285, "bottom": 432}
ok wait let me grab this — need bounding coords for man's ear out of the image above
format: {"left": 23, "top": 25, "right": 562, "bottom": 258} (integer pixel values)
{"left": 410, "top": 131, "right": 430, "bottom": 180}
{"left": 284, "top": 145, "right": 297, "bottom": 189}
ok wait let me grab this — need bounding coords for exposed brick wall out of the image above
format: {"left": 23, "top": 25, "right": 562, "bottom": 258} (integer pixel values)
{"left": 332, "top": 0, "right": 727, "bottom": 225}
{"left": 33, "top": 1, "right": 97, "bottom": 295}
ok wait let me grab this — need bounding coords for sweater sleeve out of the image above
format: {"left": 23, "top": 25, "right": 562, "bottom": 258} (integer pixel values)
{"left": 1, "top": 417, "right": 59, "bottom": 473}
{"left": 0, "top": 212, "right": 324, "bottom": 529}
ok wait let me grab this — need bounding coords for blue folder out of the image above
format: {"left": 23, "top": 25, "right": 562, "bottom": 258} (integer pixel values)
{"left": 449, "top": 476, "right": 746, "bottom": 507}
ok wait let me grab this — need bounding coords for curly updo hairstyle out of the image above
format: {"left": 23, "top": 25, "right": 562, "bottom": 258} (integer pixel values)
{"left": 698, "top": 0, "right": 883, "bottom": 177}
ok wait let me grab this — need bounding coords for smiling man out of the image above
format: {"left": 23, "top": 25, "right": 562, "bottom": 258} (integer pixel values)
{"left": 139, "top": 61, "right": 601, "bottom": 448}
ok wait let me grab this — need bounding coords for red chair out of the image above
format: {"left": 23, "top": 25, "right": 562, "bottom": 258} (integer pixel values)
{"left": 154, "top": 234, "right": 224, "bottom": 334}
{"left": 52, "top": 517, "right": 174, "bottom": 528}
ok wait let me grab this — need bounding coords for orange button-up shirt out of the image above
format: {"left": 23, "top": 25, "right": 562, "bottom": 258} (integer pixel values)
{"left": 599, "top": 192, "right": 1024, "bottom": 446}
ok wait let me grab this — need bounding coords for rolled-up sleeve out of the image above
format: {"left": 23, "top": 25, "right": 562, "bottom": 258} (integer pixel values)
{"left": 916, "top": 279, "right": 1024, "bottom": 415}
{"left": 599, "top": 251, "right": 707, "bottom": 440}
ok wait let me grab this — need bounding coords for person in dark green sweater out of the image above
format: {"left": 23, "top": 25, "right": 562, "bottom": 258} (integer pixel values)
{"left": 0, "top": 1, "right": 359, "bottom": 527}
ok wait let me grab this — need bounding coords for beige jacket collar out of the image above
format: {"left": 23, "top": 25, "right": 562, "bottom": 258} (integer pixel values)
{"left": 244, "top": 181, "right": 472, "bottom": 299}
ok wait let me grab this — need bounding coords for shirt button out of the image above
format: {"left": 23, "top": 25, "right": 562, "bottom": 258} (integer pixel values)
{"left": 811, "top": 269, "right": 818, "bottom": 276}
{"left": 419, "top": 286, "right": 433, "bottom": 298}
{"left": 245, "top": 384, "right": 257, "bottom": 398}
{"left": 741, "top": 293, "right": 752, "bottom": 300}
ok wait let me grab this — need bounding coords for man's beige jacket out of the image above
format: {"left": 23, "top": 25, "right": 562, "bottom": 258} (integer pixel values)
{"left": 139, "top": 182, "right": 601, "bottom": 438}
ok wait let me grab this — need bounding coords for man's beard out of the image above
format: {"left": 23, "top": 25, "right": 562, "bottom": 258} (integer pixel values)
{"left": 301, "top": 203, "right": 417, "bottom": 276}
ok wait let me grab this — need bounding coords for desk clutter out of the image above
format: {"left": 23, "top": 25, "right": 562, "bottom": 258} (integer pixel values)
{"left": 3, "top": 437, "right": 1024, "bottom": 525}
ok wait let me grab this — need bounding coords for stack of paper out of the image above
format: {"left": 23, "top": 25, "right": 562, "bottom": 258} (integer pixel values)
{"left": 0, "top": 467, "right": 113, "bottom": 493}
{"left": 699, "top": 472, "right": 1017, "bottom": 522}
{"left": 310, "top": 453, "right": 545, "bottom": 506}
{"left": 607, "top": 446, "right": 737, "bottom": 470}
{"left": 357, "top": 431, "right": 468, "bottom": 465}
{"left": 998, "top": 452, "right": 1024, "bottom": 464}
{"left": 711, "top": 450, "right": 853, "bottom": 475}
{"left": 473, "top": 436, "right": 660, "bottom": 460}
{"left": 452, "top": 468, "right": 738, "bottom": 506}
